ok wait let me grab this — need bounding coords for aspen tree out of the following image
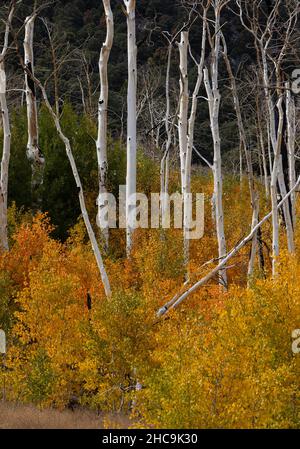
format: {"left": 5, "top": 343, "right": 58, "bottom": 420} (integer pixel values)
{"left": 123, "top": 0, "right": 137, "bottom": 256}
{"left": 0, "top": 1, "right": 15, "bottom": 251}
{"left": 97, "top": 0, "right": 114, "bottom": 250}
{"left": 24, "top": 12, "right": 45, "bottom": 210}
{"left": 203, "top": 0, "right": 228, "bottom": 288}
{"left": 236, "top": 0, "right": 299, "bottom": 273}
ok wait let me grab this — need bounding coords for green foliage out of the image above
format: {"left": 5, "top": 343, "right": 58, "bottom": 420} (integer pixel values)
{"left": 26, "top": 348, "right": 56, "bottom": 405}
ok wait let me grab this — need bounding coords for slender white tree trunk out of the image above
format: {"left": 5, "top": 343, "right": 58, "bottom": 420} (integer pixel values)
{"left": 204, "top": 5, "right": 227, "bottom": 287}
{"left": 178, "top": 31, "right": 189, "bottom": 196}
{"left": 286, "top": 81, "right": 296, "bottom": 228}
{"left": 183, "top": 9, "right": 207, "bottom": 274}
{"left": 0, "top": 3, "right": 15, "bottom": 251}
{"left": 277, "top": 158, "right": 294, "bottom": 252}
{"left": 256, "top": 92, "right": 269, "bottom": 197}
{"left": 97, "top": 0, "right": 114, "bottom": 249}
{"left": 160, "top": 41, "right": 173, "bottom": 225}
{"left": 260, "top": 43, "right": 294, "bottom": 255}
{"left": 124, "top": 0, "right": 137, "bottom": 256}
{"left": 221, "top": 32, "right": 259, "bottom": 279}
{"left": 178, "top": 31, "right": 189, "bottom": 270}
{"left": 270, "top": 97, "right": 284, "bottom": 276}
{"left": 0, "top": 69, "right": 10, "bottom": 251}
{"left": 24, "top": 14, "right": 45, "bottom": 211}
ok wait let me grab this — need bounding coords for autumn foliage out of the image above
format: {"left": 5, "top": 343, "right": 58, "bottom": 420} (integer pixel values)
{"left": 0, "top": 177, "right": 300, "bottom": 428}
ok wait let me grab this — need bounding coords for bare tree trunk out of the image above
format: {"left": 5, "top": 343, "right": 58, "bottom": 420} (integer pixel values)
{"left": 178, "top": 31, "right": 189, "bottom": 197}
{"left": 183, "top": 6, "right": 207, "bottom": 276}
{"left": 204, "top": 2, "right": 227, "bottom": 288}
{"left": 0, "top": 70, "right": 10, "bottom": 252}
{"left": 97, "top": 0, "right": 114, "bottom": 250}
{"left": 270, "top": 97, "right": 284, "bottom": 276}
{"left": 286, "top": 81, "right": 296, "bottom": 228}
{"left": 247, "top": 196, "right": 259, "bottom": 280}
{"left": 24, "top": 14, "right": 45, "bottom": 211}
{"left": 260, "top": 39, "right": 294, "bottom": 257}
{"left": 256, "top": 92, "right": 269, "bottom": 198}
{"left": 221, "top": 32, "right": 259, "bottom": 279}
{"left": 0, "top": 3, "right": 15, "bottom": 251}
{"left": 160, "top": 39, "right": 173, "bottom": 225}
{"left": 178, "top": 31, "right": 189, "bottom": 270}
{"left": 124, "top": 0, "right": 137, "bottom": 256}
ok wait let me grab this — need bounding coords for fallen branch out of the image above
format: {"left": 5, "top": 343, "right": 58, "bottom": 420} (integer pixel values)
{"left": 157, "top": 175, "right": 300, "bottom": 317}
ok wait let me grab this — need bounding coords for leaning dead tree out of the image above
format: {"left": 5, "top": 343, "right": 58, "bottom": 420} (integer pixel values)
{"left": 157, "top": 173, "right": 300, "bottom": 317}
{"left": 97, "top": 0, "right": 114, "bottom": 250}
{"left": 13, "top": 26, "right": 112, "bottom": 298}
{"left": 203, "top": 0, "right": 229, "bottom": 288}
{"left": 123, "top": 0, "right": 137, "bottom": 256}
{"left": 0, "top": 1, "right": 15, "bottom": 251}
{"left": 24, "top": 12, "right": 45, "bottom": 211}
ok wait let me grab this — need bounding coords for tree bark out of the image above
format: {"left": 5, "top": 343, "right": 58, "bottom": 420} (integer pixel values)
{"left": 97, "top": 0, "right": 114, "bottom": 250}
{"left": 178, "top": 31, "right": 189, "bottom": 271}
{"left": 270, "top": 97, "right": 284, "bottom": 276}
{"left": 221, "top": 32, "right": 259, "bottom": 279}
{"left": 183, "top": 7, "right": 207, "bottom": 276}
{"left": 204, "top": 4, "right": 227, "bottom": 288}
{"left": 124, "top": 0, "right": 137, "bottom": 256}
{"left": 0, "top": 2, "right": 15, "bottom": 251}
{"left": 24, "top": 14, "right": 45, "bottom": 211}
{"left": 286, "top": 82, "right": 296, "bottom": 228}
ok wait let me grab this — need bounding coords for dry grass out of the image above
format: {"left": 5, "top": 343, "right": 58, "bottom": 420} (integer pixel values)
{"left": 0, "top": 401, "right": 131, "bottom": 429}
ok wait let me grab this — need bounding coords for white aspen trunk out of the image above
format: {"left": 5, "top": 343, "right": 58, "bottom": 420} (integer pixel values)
{"left": 97, "top": 0, "right": 114, "bottom": 249}
{"left": 0, "top": 68, "right": 10, "bottom": 251}
{"left": 183, "top": 9, "right": 207, "bottom": 274}
{"left": 24, "top": 15, "right": 45, "bottom": 211}
{"left": 178, "top": 31, "right": 189, "bottom": 198}
{"left": 204, "top": 5, "right": 227, "bottom": 288}
{"left": 256, "top": 93, "right": 269, "bottom": 197}
{"left": 260, "top": 43, "right": 294, "bottom": 255}
{"left": 221, "top": 33, "right": 259, "bottom": 278}
{"left": 0, "top": 3, "right": 15, "bottom": 251}
{"left": 259, "top": 128, "right": 269, "bottom": 198}
{"left": 160, "top": 41, "right": 173, "bottom": 224}
{"left": 286, "top": 82, "right": 296, "bottom": 228}
{"left": 277, "top": 158, "right": 294, "bottom": 253}
{"left": 178, "top": 31, "right": 189, "bottom": 272}
{"left": 247, "top": 195, "right": 259, "bottom": 280}
{"left": 124, "top": 0, "right": 137, "bottom": 256}
{"left": 270, "top": 97, "right": 284, "bottom": 276}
